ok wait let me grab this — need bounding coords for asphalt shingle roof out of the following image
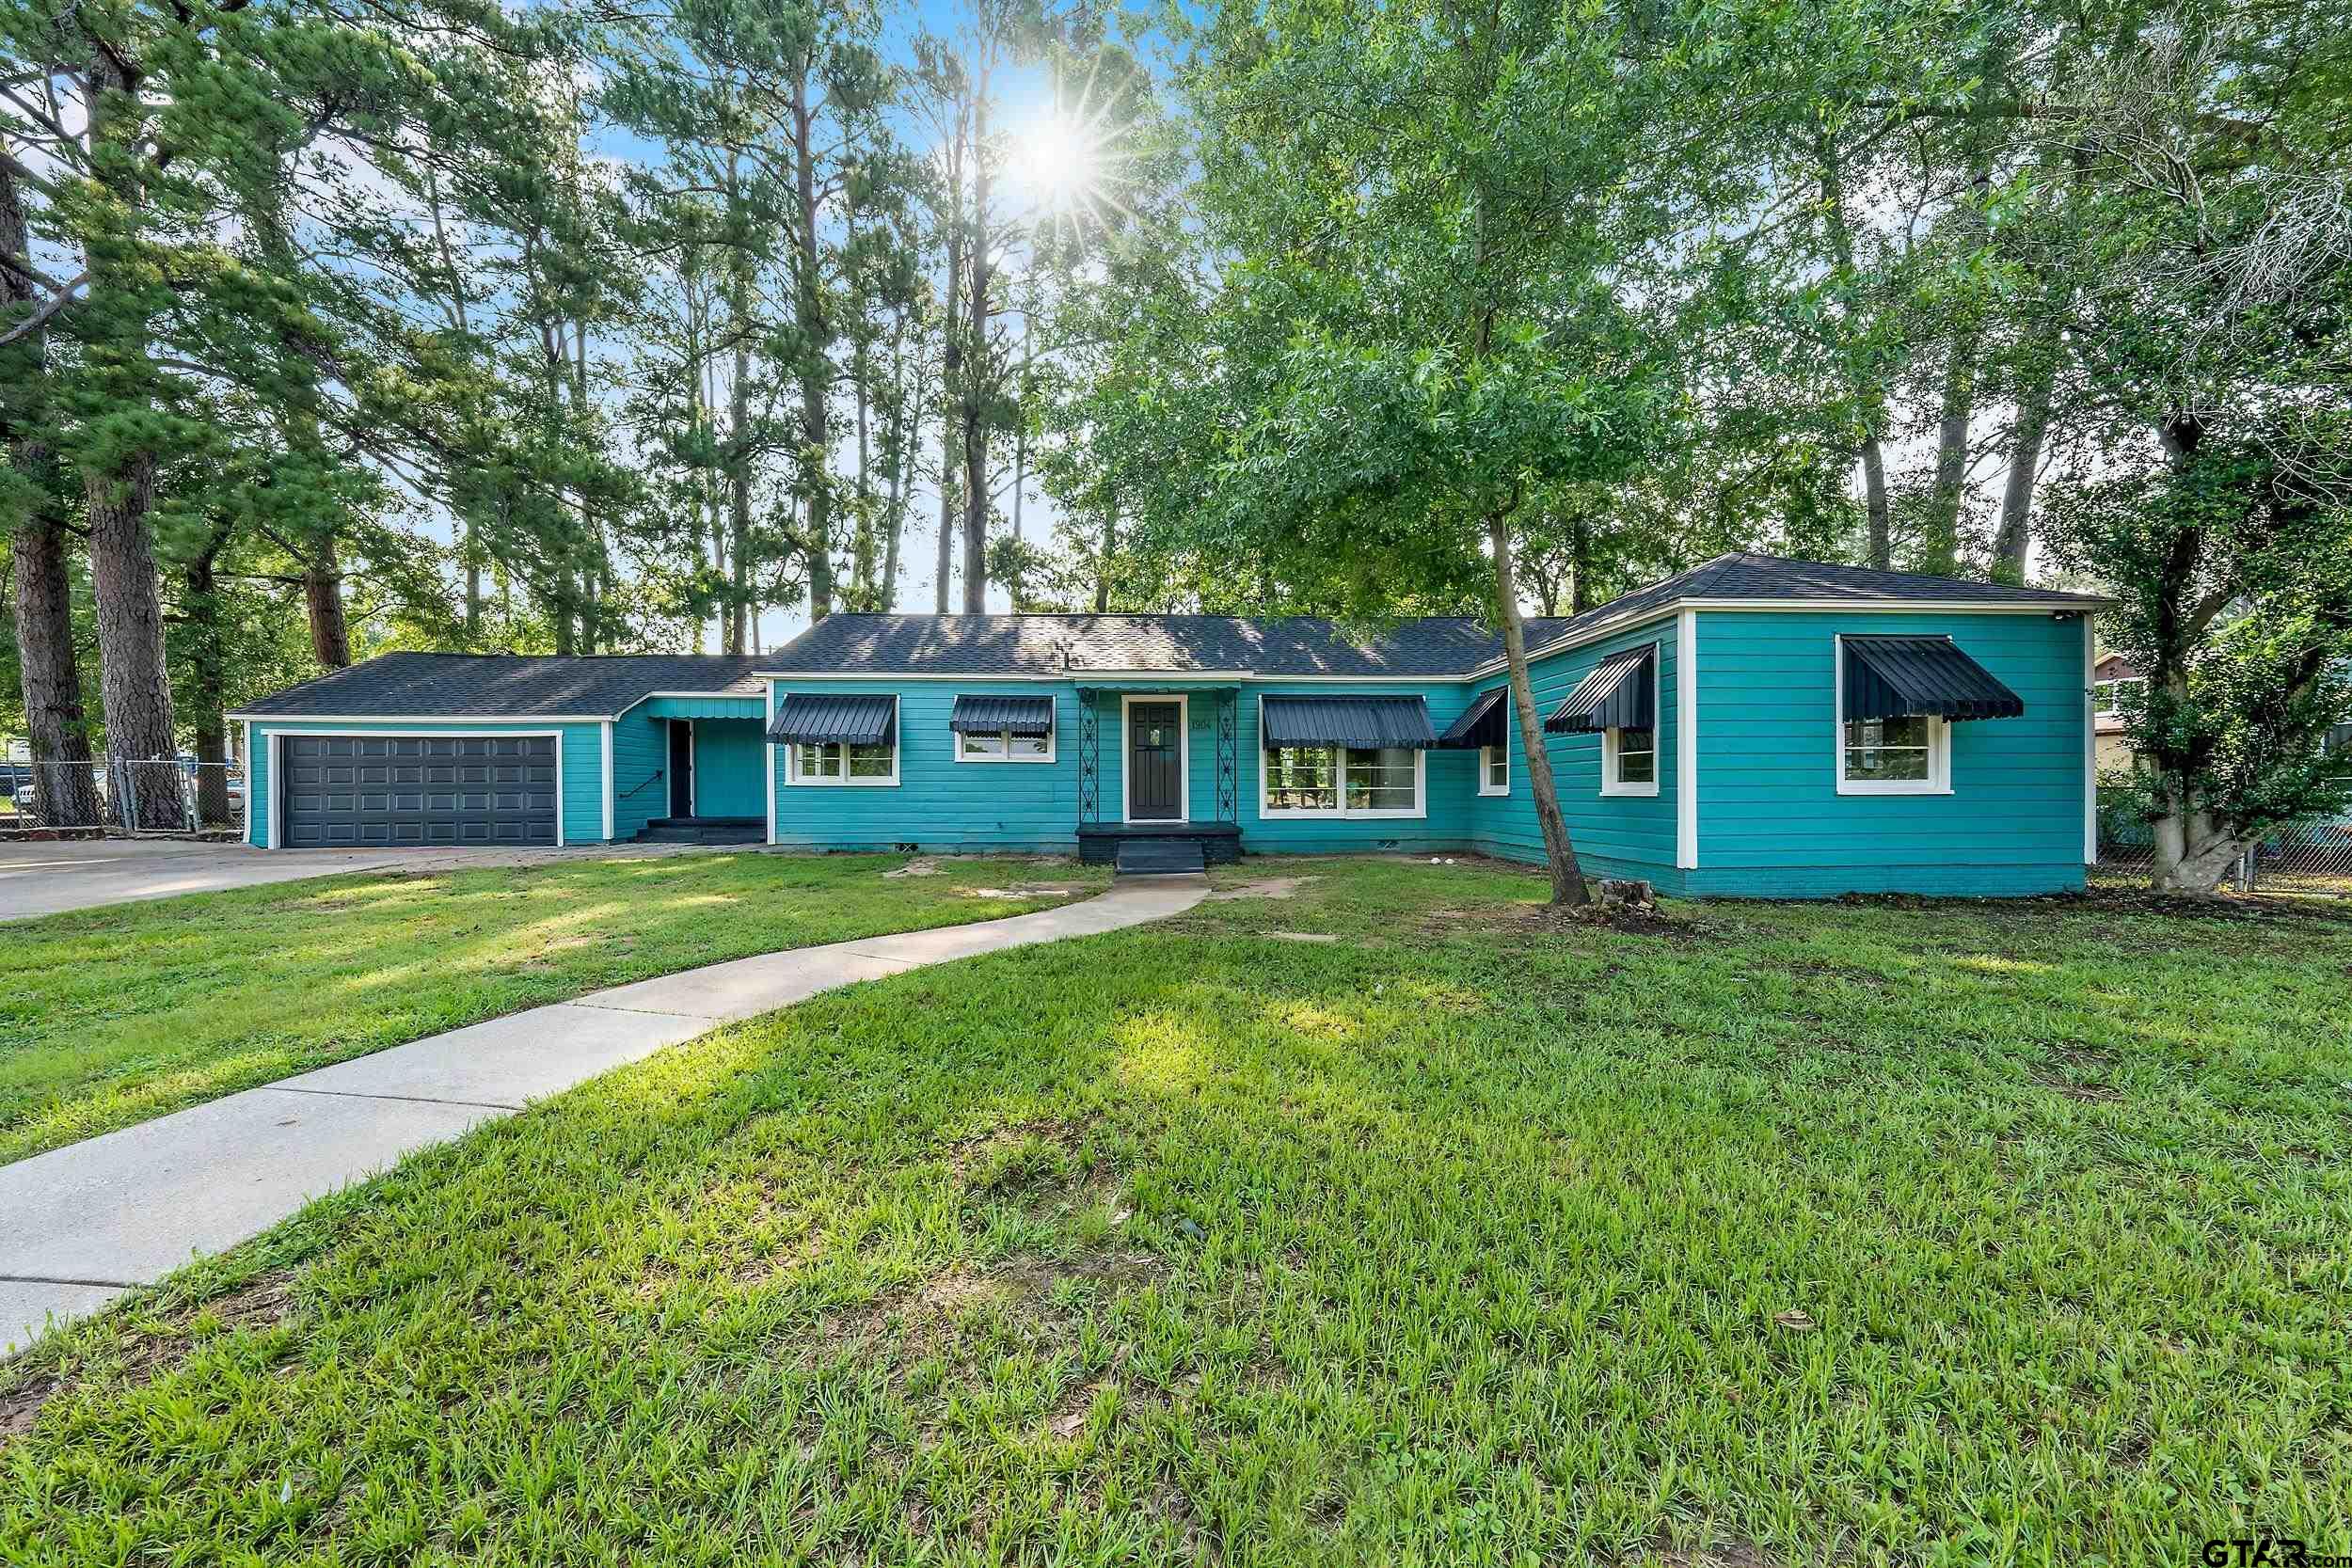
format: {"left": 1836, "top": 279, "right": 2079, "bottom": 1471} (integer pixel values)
{"left": 234, "top": 556, "right": 2107, "bottom": 715}
{"left": 764, "top": 554, "right": 2103, "bottom": 678}
{"left": 231, "top": 653, "right": 767, "bottom": 719}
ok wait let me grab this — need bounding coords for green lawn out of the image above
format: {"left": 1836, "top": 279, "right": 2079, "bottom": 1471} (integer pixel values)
{"left": 6, "top": 858, "right": 2350, "bottom": 1563}
{"left": 0, "top": 851, "right": 1106, "bottom": 1164}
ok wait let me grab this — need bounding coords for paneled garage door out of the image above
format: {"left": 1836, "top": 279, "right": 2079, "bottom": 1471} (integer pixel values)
{"left": 279, "top": 735, "right": 559, "bottom": 847}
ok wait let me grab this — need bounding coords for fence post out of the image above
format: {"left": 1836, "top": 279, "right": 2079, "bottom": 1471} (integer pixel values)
{"left": 120, "top": 758, "right": 139, "bottom": 832}
{"left": 2238, "top": 847, "right": 2256, "bottom": 895}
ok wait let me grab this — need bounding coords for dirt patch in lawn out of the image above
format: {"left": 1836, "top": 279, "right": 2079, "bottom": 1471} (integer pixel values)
{"left": 1833, "top": 886, "right": 2352, "bottom": 926}
{"left": 1, "top": 1269, "right": 300, "bottom": 1443}
{"left": 1642, "top": 1539, "right": 1782, "bottom": 1568}
{"left": 1421, "top": 901, "right": 1716, "bottom": 944}
{"left": 1206, "top": 876, "right": 1314, "bottom": 901}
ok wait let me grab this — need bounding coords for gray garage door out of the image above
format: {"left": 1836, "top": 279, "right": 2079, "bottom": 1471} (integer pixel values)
{"left": 279, "top": 736, "right": 559, "bottom": 847}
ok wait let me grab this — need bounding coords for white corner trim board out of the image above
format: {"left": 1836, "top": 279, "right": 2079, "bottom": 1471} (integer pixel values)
{"left": 765, "top": 683, "right": 779, "bottom": 845}
{"left": 1676, "top": 610, "right": 1699, "bottom": 869}
{"left": 601, "top": 719, "right": 616, "bottom": 842}
{"left": 2082, "top": 615, "right": 2098, "bottom": 865}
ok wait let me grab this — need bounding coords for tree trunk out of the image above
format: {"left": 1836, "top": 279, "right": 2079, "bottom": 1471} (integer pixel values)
{"left": 1490, "top": 506, "right": 1587, "bottom": 906}
{"left": 793, "top": 71, "right": 834, "bottom": 620}
{"left": 881, "top": 336, "right": 910, "bottom": 608}
{"left": 1922, "top": 327, "right": 1977, "bottom": 577}
{"left": 304, "top": 536, "right": 351, "bottom": 667}
{"left": 10, "top": 511, "right": 102, "bottom": 826}
{"left": 727, "top": 268, "right": 754, "bottom": 655}
{"left": 2, "top": 158, "right": 103, "bottom": 827}
{"left": 183, "top": 519, "right": 235, "bottom": 826}
{"left": 87, "top": 455, "right": 180, "bottom": 822}
{"left": 1095, "top": 503, "right": 1115, "bottom": 613}
{"left": 959, "top": 92, "right": 991, "bottom": 614}
{"left": 80, "top": 48, "right": 180, "bottom": 824}
{"left": 1992, "top": 361, "right": 2054, "bottom": 585}
{"left": 1861, "top": 436, "right": 1891, "bottom": 570}
{"left": 1569, "top": 513, "right": 1593, "bottom": 614}
{"left": 1815, "top": 136, "right": 1894, "bottom": 572}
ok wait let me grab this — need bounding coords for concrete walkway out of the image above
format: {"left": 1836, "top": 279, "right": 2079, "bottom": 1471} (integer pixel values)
{"left": 0, "top": 875, "right": 1208, "bottom": 1354}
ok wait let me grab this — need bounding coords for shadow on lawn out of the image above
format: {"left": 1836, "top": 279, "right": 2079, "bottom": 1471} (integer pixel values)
{"left": 6, "top": 892, "right": 2348, "bottom": 1562}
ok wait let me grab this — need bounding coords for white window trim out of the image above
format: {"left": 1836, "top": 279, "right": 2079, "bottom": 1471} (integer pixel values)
{"left": 953, "top": 721, "right": 1057, "bottom": 763}
{"left": 1834, "top": 634, "right": 1953, "bottom": 796}
{"left": 1600, "top": 725, "right": 1661, "bottom": 797}
{"left": 1120, "top": 693, "right": 1189, "bottom": 822}
{"left": 1254, "top": 704, "right": 1428, "bottom": 820}
{"left": 1477, "top": 742, "right": 1510, "bottom": 797}
{"left": 784, "top": 695, "right": 901, "bottom": 787}
{"left": 1594, "top": 646, "right": 1664, "bottom": 798}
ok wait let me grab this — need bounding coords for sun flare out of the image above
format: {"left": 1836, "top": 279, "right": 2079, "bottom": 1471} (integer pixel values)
{"left": 1009, "top": 66, "right": 1137, "bottom": 247}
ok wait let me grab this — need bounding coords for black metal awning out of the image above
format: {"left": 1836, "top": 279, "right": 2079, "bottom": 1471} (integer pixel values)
{"left": 1260, "top": 694, "right": 1437, "bottom": 750}
{"left": 948, "top": 694, "right": 1054, "bottom": 736}
{"left": 1843, "top": 636, "right": 2024, "bottom": 721}
{"left": 767, "top": 693, "right": 896, "bottom": 745}
{"left": 1437, "top": 687, "right": 1509, "bottom": 750}
{"left": 1546, "top": 645, "right": 1657, "bottom": 734}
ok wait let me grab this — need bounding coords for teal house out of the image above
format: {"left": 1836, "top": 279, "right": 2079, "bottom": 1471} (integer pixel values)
{"left": 230, "top": 555, "right": 2104, "bottom": 897}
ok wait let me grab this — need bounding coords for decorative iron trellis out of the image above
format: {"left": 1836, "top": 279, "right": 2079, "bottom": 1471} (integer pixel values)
{"left": 1216, "top": 689, "right": 1238, "bottom": 823}
{"left": 1076, "top": 689, "right": 1101, "bottom": 826}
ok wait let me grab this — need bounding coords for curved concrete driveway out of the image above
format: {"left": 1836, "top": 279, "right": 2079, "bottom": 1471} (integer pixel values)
{"left": 0, "top": 874, "right": 1208, "bottom": 1354}
{"left": 0, "top": 838, "right": 739, "bottom": 923}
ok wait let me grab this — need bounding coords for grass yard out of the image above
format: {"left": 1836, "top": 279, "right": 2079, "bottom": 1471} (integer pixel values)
{"left": 6, "top": 858, "right": 2350, "bottom": 1563}
{"left": 0, "top": 851, "right": 1106, "bottom": 1164}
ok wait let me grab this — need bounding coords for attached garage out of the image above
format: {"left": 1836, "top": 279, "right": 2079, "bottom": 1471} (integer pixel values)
{"left": 278, "top": 735, "right": 560, "bottom": 848}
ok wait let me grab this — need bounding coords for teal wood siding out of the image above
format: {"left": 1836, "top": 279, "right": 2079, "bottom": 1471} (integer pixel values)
{"left": 1234, "top": 682, "right": 1477, "bottom": 854}
{"left": 1463, "top": 617, "right": 1685, "bottom": 890}
{"left": 1687, "top": 610, "right": 2088, "bottom": 897}
{"left": 246, "top": 720, "right": 607, "bottom": 847}
{"left": 769, "top": 679, "right": 1080, "bottom": 851}
{"left": 611, "top": 699, "right": 767, "bottom": 838}
{"left": 691, "top": 720, "right": 766, "bottom": 816}
{"left": 611, "top": 714, "right": 668, "bottom": 841}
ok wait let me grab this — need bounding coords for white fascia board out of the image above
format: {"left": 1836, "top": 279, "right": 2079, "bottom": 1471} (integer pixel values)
{"left": 228, "top": 711, "right": 615, "bottom": 724}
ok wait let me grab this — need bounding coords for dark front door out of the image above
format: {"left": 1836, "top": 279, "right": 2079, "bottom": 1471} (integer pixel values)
{"left": 279, "top": 735, "right": 557, "bottom": 847}
{"left": 1127, "top": 702, "right": 1183, "bottom": 821}
{"left": 668, "top": 721, "right": 694, "bottom": 817}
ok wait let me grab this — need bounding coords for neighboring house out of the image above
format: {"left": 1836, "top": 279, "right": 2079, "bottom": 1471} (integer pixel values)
{"left": 229, "top": 554, "right": 2106, "bottom": 897}
{"left": 2090, "top": 652, "right": 2148, "bottom": 771}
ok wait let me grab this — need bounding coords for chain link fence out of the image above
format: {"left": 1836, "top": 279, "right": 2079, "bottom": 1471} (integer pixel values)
{"left": 0, "top": 758, "right": 246, "bottom": 837}
{"left": 2095, "top": 799, "right": 2351, "bottom": 895}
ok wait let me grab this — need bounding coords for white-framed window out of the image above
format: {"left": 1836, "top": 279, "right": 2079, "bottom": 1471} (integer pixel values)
{"left": 1838, "top": 715, "right": 1947, "bottom": 791}
{"left": 956, "top": 726, "right": 1054, "bottom": 763}
{"left": 1260, "top": 743, "right": 1426, "bottom": 818}
{"left": 1834, "top": 637, "right": 1951, "bottom": 795}
{"left": 1601, "top": 726, "right": 1659, "bottom": 796}
{"left": 1478, "top": 743, "right": 1510, "bottom": 796}
{"left": 786, "top": 697, "right": 899, "bottom": 786}
{"left": 2092, "top": 675, "right": 2146, "bottom": 717}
